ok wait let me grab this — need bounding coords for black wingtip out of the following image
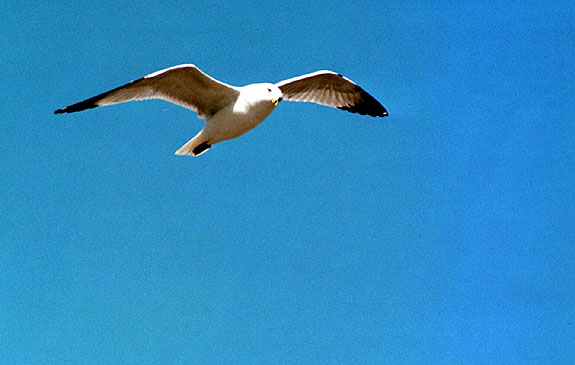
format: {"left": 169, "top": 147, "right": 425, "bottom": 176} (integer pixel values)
{"left": 334, "top": 84, "right": 389, "bottom": 117}
{"left": 338, "top": 102, "right": 388, "bottom": 117}
{"left": 53, "top": 99, "right": 100, "bottom": 114}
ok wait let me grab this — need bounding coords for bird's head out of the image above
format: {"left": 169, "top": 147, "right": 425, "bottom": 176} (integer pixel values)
{"left": 268, "top": 84, "right": 283, "bottom": 106}
{"left": 235, "top": 83, "right": 283, "bottom": 115}
{"left": 254, "top": 83, "right": 283, "bottom": 106}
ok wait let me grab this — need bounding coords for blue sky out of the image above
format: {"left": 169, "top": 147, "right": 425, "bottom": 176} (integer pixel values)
{"left": 2, "top": 1, "right": 574, "bottom": 363}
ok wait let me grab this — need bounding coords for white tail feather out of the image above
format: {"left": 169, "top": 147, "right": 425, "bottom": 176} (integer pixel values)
{"left": 174, "top": 131, "right": 210, "bottom": 156}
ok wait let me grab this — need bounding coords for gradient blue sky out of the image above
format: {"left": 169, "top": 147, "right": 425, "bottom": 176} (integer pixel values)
{"left": 2, "top": 1, "right": 574, "bottom": 363}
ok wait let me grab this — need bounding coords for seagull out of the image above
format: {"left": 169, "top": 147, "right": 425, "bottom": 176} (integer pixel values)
{"left": 55, "top": 64, "right": 388, "bottom": 156}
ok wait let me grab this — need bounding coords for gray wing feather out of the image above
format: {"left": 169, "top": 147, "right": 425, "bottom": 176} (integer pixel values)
{"left": 276, "top": 70, "right": 388, "bottom": 117}
{"left": 55, "top": 64, "right": 239, "bottom": 119}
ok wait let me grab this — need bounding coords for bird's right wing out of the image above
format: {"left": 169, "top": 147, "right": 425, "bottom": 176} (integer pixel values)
{"left": 276, "top": 70, "right": 388, "bottom": 117}
{"left": 54, "top": 64, "right": 240, "bottom": 119}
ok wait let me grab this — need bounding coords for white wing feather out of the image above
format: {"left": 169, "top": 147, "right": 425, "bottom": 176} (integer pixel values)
{"left": 55, "top": 64, "right": 239, "bottom": 119}
{"left": 276, "top": 70, "right": 388, "bottom": 117}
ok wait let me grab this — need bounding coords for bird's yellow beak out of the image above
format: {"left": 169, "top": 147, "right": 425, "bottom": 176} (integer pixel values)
{"left": 272, "top": 98, "right": 279, "bottom": 106}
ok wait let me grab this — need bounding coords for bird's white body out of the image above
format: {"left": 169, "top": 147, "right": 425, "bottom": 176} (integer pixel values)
{"left": 55, "top": 64, "right": 387, "bottom": 156}
{"left": 176, "top": 83, "right": 282, "bottom": 155}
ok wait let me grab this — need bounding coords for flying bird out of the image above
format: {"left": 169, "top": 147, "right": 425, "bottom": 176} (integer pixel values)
{"left": 55, "top": 64, "right": 388, "bottom": 156}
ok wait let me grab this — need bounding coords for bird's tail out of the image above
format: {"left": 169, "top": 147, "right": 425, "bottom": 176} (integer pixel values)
{"left": 175, "top": 131, "right": 212, "bottom": 156}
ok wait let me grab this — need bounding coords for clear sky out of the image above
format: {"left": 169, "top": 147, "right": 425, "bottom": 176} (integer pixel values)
{"left": 2, "top": 1, "right": 574, "bottom": 363}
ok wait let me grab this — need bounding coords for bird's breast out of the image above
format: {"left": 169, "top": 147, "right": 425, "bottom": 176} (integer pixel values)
{"left": 204, "top": 100, "right": 276, "bottom": 143}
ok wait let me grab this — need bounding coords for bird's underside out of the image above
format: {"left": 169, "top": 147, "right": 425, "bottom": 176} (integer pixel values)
{"left": 55, "top": 64, "right": 388, "bottom": 156}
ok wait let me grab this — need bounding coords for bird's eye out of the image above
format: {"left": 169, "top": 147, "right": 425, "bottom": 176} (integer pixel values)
{"left": 267, "top": 88, "right": 272, "bottom": 93}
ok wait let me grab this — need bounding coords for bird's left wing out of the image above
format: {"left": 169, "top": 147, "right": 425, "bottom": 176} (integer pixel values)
{"left": 276, "top": 70, "right": 388, "bottom": 117}
{"left": 54, "top": 64, "right": 239, "bottom": 119}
